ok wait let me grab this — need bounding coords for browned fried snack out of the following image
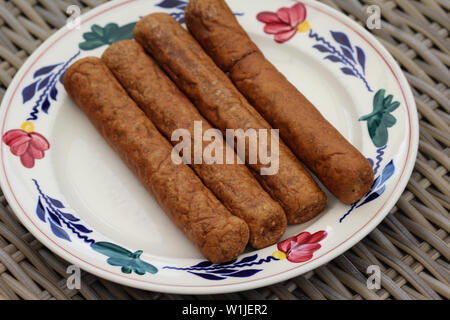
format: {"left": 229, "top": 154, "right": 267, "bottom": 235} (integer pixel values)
{"left": 134, "top": 13, "right": 327, "bottom": 224}
{"left": 185, "top": 0, "right": 374, "bottom": 204}
{"left": 63, "top": 57, "right": 249, "bottom": 263}
{"left": 101, "top": 40, "right": 287, "bottom": 249}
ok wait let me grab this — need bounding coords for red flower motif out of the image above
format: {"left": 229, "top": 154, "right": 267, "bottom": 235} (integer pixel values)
{"left": 2, "top": 128, "right": 50, "bottom": 168}
{"left": 257, "top": 2, "right": 309, "bottom": 43}
{"left": 277, "top": 230, "right": 327, "bottom": 263}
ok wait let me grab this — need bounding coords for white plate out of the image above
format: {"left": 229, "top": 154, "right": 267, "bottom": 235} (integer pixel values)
{"left": 0, "top": 0, "right": 418, "bottom": 294}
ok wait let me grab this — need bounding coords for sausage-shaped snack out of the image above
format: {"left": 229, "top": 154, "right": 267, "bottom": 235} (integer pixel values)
{"left": 101, "top": 40, "right": 286, "bottom": 249}
{"left": 63, "top": 57, "right": 249, "bottom": 263}
{"left": 185, "top": 0, "right": 374, "bottom": 204}
{"left": 134, "top": 13, "right": 327, "bottom": 224}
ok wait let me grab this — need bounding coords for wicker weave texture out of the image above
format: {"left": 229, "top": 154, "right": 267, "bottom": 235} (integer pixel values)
{"left": 0, "top": 0, "right": 448, "bottom": 300}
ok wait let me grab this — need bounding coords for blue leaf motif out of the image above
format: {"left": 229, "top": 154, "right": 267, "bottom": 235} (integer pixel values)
{"left": 33, "top": 64, "right": 61, "bottom": 78}
{"left": 36, "top": 198, "right": 46, "bottom": 222}
{"left": 48, "top": 210, "right": 61, "bottom": 226}
{"left": 309, "top": 29, "right": 372, "bottom": 92}
{"left": 190, "top": 260, "right": 213, "bottom": 268}
{"left": 209, "top": 268, "right": 238, "bottom": 274}
{"left": 356, "top": 46, "right": 366, "bottom": 74}
{"left": 339, "top": 153, "right": 394, "bottom": 222}
{"left": 188, "top": 271, "right": 225, "bottom": 280}
{"left": 50, "top": 86, "right": 58, "bottom": 101}
{"left": 236, "top": 254, "right": 258, "bottom": 264}
{"left": 356, "top": 185, "right": 385, "bottom": 208}
{"left": 71, "top": 223, "right": 92, "bottom": 233}
{"left": 379, "top": 160, "right": 395, "bottom": 186}
{"left": 37, "top": 75, "right": 51, "bottom": 90}
{"left": 313, "top": 44, "right": 331, "bottom": 53}
{"left": 58, "top": 211, "right": 79, "bottom": 222}
{"left": 163, "top": 254, "right": 277, "bottom": 280}
{"left": 22, "top": 81, "right": 39, "bottom": 103}
{"left": 372, "top": 175, "right": 382, "bottom": 191}
{"left": 341, "top": 46, "right": 355, "bottom": 62}
{"left": 32, "top": 179, "right": 96, "bottom": 244}
{"left": 354, "top": 160, "right": 394, "bottom": 208}
{"left": 324, "top": 55, "right": 341, "bottom": 63}
{"left": 341, "top": 67, "right": 356, "bottom": 76}
{"left": 331, "top": 31, "right": 352, "bottom": 51}
{"left": 42, "top": 97, "right": 51, "bottom": 114}
{"left": 156, "top": 0, "right": 186, "bottom": 8}
{"left": 48, "top": 197, "right": 64, "bottom": 208}
{"left": 226, "top": 269, "right": 262, "bottom": 278}
{"left": 49, "top": 220, "right": 71, "bottom": 241}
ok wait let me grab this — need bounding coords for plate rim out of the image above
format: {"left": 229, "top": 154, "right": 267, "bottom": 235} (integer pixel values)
{"left": 0, "top": 0, "right": 419, "bottom": 294}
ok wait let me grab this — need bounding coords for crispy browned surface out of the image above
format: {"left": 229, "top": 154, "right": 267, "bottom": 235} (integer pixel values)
{"left": 185, "top": 0, "right": 259, "bottom": 72}
{"left": 63, "top": 57, "right": 249, "bottom": 263}
{"left": 231, "top": 53, "right": 374, "bottom": 204}
{"left": 134, "top": 14, "right": 327, "bottom": 224}
{"left": 101, "top": 40, "right": 286, "bottom": 249}
{"left": 185, "top": 0, "right": 374, "bottom": 204}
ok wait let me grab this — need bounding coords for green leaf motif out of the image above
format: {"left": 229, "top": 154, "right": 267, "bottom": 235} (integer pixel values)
{"left": 79, "top": 22, "right": 137, "bottom": 51}
{"left": 359, "top": 89, "right": 400, "bottom": 148}
{"left": 91, "top": 241, "right": 158, "bottom": 275}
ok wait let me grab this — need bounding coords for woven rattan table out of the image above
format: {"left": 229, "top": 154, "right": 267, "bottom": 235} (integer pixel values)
{"left": 0, "top": 0, "right": 448, "bottom": 300}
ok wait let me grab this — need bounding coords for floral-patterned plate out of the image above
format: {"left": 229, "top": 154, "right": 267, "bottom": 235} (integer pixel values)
{"left": 0, "top": 0, "right": 418, "bottom": 294}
